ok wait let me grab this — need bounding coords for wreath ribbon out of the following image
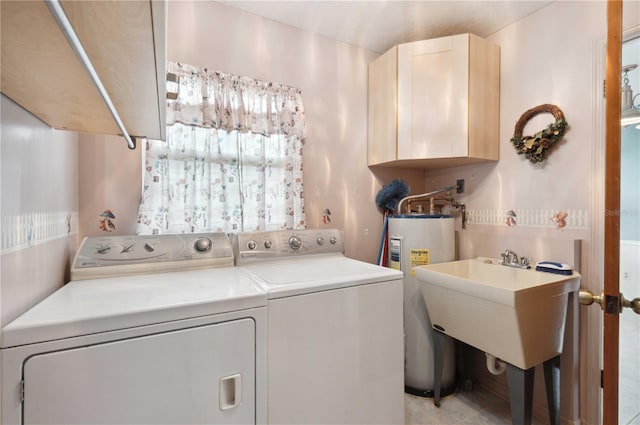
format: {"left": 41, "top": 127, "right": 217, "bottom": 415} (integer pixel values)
{"left": 511, "top": 104, "right": 568, "bottom": 164}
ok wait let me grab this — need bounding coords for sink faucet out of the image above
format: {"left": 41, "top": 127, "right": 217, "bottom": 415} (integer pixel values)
{"left": 501, "top": 249, "right": 531, "bottom": 269}
{"left": 503, "top": 249, "right": 518, "bottom": 264}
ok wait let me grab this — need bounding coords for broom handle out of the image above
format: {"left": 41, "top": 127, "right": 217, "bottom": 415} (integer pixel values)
{"left": 377, "top": 212, "right": 389, "bottom": 266}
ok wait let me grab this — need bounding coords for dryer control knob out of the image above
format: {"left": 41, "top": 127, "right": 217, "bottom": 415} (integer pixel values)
{"left": 97, "top": 245, "right": 111, "bottom": 254}
{"left": 330, "top": 236, "right": 337, "bottom": 245}
{"left": 264, "top": 240, "right": 273, "bottom": 249}
{"left": 317, "top": 237, "right": 325, "bottom": 245}
{"left": 193, "top": 238, "right": 213, "bottom": 252}
{"left": 247, "top": 240, "right": 257, "bottom": 250}
{"left": 194, "top": 237, "right": 212, "bottom": 252}
{"left": 288, "top": 236, "right": 302, "bottom": 250}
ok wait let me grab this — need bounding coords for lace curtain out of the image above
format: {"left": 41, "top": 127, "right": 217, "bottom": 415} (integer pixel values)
{"left": 137, "top": 62, "right": 305, "bottom": 235}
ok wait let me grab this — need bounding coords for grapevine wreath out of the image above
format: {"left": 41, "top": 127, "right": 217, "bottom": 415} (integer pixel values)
{"left": 510, "top": 104, "right": 568, "bottom": 164}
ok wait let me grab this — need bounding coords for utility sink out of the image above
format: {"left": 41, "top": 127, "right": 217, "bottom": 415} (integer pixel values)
{"left": 414, "top": 258, "right": 581, "bottom": 370}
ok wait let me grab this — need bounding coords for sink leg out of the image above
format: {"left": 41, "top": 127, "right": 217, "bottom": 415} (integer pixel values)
{"left": 506, "top": 363, "right": 535, "bottom": 425}
{"left": 543, "top": 355, "right": 561, "bottom": 425}
{"left": 432, "top": 329, "right": 446, "bottom": 407}
{"left": 460, "top": 342, "right": 473, "bottom": 391}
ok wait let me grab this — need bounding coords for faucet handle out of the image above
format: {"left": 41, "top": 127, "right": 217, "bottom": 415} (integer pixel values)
{"left": 520, "top": 257, "right": 530, "bottom": 268}
{"left": 503, "top": 249, "right": 518, "bottom": 264}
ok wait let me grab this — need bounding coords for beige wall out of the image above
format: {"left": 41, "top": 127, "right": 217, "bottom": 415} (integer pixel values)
{"left": 425, "top": 0, "right": 603, "bottom": 243}
{"left": 166, "top": 0, "right": 426, "bottom": 262}
{"left": 0, "top": 95, "right": 78, "bottom": 328}
{"left": 422, "top": 2, "right": 640, "bottom": 424}
{"left": 76, "top": 0, "right": 426, "bottom": 262}
{"left": 424, "top": 2, "right": 604, "bottom": 423}
{"left": 78, "top": 134, "right": 141, "bottom": 238}
{"left": 1, "top": 70, "right": 79, "bottom": 425}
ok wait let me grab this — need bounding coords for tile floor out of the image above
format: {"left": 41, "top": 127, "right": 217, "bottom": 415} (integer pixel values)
{"left": 404, "top": 305, "right": 640, "bottom": 425}
{"left": 404, "top": 386, "right": 547, "bottom": 425}
{"left": 620, "top": 307, "right": 640, "bottom": 425}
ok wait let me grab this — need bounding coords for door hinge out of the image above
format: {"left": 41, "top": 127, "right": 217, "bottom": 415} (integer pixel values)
{"left": 600, "top": 370, "right": 604, "bottom": 388}
{"left": 19, "top": 380, "right": 25, "bottom": 402}
{"left": 603, "top": 79, "right": 606, "bottom": 98}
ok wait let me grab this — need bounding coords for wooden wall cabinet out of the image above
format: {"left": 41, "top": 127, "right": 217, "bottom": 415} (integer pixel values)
{"left": 368, "top": 33, "right": 500, "bottom": 168}
{"left": 1, "top": 0, "right": 166, "bottom": 142}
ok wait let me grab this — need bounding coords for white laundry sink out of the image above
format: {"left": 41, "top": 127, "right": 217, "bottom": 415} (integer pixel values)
{"left": 414, "top": 258, "right": 580, "bottom": 370}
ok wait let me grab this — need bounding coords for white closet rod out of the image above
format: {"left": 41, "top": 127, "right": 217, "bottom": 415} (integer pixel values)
{"left": 44, "top": 0, "right": 136, "bottom": 149}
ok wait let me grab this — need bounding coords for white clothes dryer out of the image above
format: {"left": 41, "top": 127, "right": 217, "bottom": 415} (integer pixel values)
{"left": 234, "top": 229, "right": 404, "bottom": 425}
{"left": 1, "top": 233, "right": 266, "bottom": 425}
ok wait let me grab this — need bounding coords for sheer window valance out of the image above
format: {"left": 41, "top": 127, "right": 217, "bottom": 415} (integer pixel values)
{"left": 167, "top": 62, "right": 305, "bottom": 138}
{"left": 137, "top": 62, "right": 305, "bottom": 235}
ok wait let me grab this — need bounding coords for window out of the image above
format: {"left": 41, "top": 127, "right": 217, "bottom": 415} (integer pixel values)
{"left": 137, "top": 63, "right": 305, "bottom": 234}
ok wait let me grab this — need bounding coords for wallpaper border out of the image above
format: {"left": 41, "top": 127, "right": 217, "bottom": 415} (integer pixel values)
{"left": 466, "top": 209, "right": 589, "bottom": 229}
{"left": 1, "top": 211, "right": 78, "bottom": 254}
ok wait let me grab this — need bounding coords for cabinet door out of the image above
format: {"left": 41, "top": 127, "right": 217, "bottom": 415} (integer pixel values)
{"left": 397, "top": 34, "right": 470, "bottom": 160}
{"left": 23, "top": 318, "right": 255, "bottom": 425}
{"left": 368, "top": 46, "right": 398, "bottom": 165}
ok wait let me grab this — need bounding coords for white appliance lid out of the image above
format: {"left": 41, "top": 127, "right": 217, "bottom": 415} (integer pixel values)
{"left": 1, "top": 268, "right": 266, "bottom": 348}
{"left": 240, "top": 255, "right": 403, "bottom": 298}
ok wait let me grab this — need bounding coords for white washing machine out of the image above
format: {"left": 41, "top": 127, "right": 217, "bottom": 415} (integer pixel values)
{"left": 234, "top": 229, "right": 404, "bottom": 425}
{"left": 1, "top": 233, "right": 266, "bottom": 425}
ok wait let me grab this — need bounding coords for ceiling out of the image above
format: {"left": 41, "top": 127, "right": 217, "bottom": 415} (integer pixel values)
{"left": 220, "top": 1, "right": 554, "bottom": 53}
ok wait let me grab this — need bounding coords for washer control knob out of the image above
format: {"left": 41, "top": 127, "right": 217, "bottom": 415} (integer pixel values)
{"left": 194, "top": 237, "right": 212, "bottom": 252}
{"left": 121, "top": 243, "right": 135, "bottom": 253}
{"left": 330, "top": 236, "right": 337, "bottom": 245}
{"left": 264, "top": 240, "right": 273, "bottom": 249}
{"left": 317, "top": 237, "right": 325, "bottom": 245}
{"left": 247, "top": 240, "right": 257, "bottom": 250}
{"left": 288, "top": 236, "right": 302, "bottom": 250}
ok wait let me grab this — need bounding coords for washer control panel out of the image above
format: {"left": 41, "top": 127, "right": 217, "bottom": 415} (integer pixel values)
{"left": 234, "top": 229, "right": 344, "bottom": 264}
{"left": 71, "top": 233, "right": 234, "bottom": 280}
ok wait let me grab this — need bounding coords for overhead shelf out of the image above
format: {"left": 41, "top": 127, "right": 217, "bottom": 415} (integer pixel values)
{"left": 1, "top": 0, "right": 166, "bottom": 145}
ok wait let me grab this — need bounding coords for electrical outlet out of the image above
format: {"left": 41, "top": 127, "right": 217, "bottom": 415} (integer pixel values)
{"left": 364, "top": 228, "right": 369, "bottom": 236}
{"left": 456, "top": 179, "right": 465, "bottom": 194}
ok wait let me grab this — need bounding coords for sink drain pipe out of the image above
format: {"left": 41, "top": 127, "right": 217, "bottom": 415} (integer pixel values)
{"left": 485, "top": 353, "right": 507, "bottom": 375}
